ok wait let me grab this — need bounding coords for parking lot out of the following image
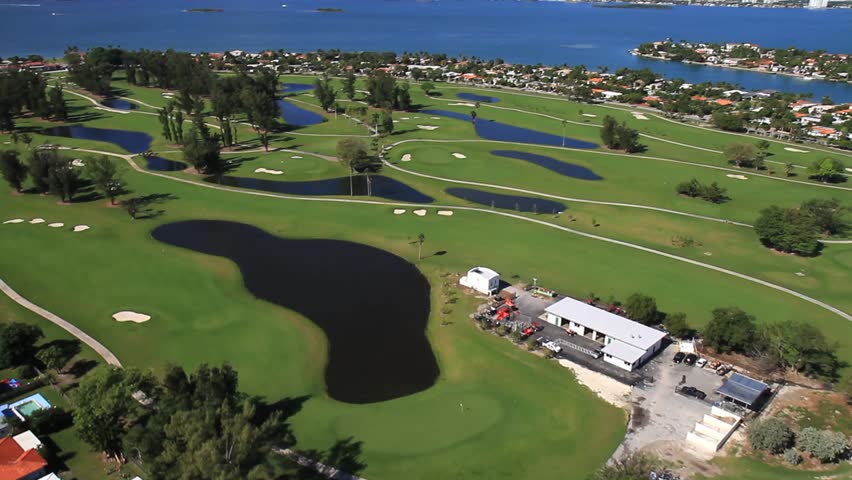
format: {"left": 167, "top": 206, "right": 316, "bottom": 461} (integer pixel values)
{"left": 617, "top": 343, "right": 727, "bottom": 457}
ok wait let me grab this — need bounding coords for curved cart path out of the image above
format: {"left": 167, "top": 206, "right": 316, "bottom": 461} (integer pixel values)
{"left": 69, "top": 147, "right": 851, "bottom": 323}
{"left": 0, "top": 278, "right": 123, "bottom": 367}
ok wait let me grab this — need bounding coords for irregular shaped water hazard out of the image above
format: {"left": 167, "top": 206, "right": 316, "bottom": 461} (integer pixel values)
{"left": 282, "top": 83, "right": 315, "bottom": 93}
{"left": 41, "top": 125, "right": 187, "bottom": 172}
{"left": 277, "top": 99, "right": 325, "bottom": 127}
{"left": 421, "top": 109, "right": 598, "bottom": 149}
{"left": 212, "top": 174, "right": 435, "bottom": 203}
{"left": 101, "top": 98, "right": 136, "bottom": 110}
{"left": 446, "top": 187, "right": 565, "bottom": 213}
{"left": 456, "top": 92, "right": 500, "bottom": 103}
{"left": 491, "top": 150, "right": 603, "bottom": 180}
{"left": 151, "top": 220, "right": 438, "bottom": 404}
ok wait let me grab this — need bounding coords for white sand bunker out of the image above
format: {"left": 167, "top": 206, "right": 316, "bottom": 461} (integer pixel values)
{"left": 29, "top": 218, "right": 45, "bottom": 224}
{"left": 784, "top": 147, "right": 808, "bottom": 153}
{"left": 430, "top": 117, "right": 441, "bottom": 120}
{"left": 449, "top": 103, "right": 475, "bottom": 107}
{"left": 393, "top": 209, "right": 406, "bottom": 215}
{"left": 48, "top": 222, "right": 64, "bottom": 228}
{"left": 632, "top": 113, "right": 648, "bottom": 120}
{"left": 582, "top": 113, "right": 597, "bottom": 118}
{"left": 437, "top": 210, "right": 454, "bottom": 216}
{"left": 291, "top": 155, "right": 303, "bottom": 159}
{"left": 112, "top": 311, "right": 151, "bottom": 323}
{"left": 795, "top": 272, "right": 806, "bottom": 277}
{"left": 400, "top": 117, "right": 410, "bottom": 120}
{"left": 703, "top": 252, "right": 713, "bottom": 256}
{"left": 255, "top": 168, "right": 283, "bottom": 175}
{"left": 392, "top": 120, "right": 399, "bottom": 123}
{"left": 726, "top": 174, "right": 748, "bottom": 180}
{"left": 413, "top": 209, "right": 427, "bottom": 217}
{"left": 401, "top": 154, "right": 412, "bottom": 162}
{"left": 3, "top": 219, "right": 24, "bottom": 224}
{"left": 452, "top": 153, "right": 467, "bottom": 159}
{"left": 71, "top": 159, "right": 85, "bottom": 167}
{"left": 417, "top": 125, "right": 439, "bottom": 131}
{"left": 73, "top": 225, "right": 90, "bottom": 232}
{"left": 845, "top": 168, "right": 852, "bottom": 173}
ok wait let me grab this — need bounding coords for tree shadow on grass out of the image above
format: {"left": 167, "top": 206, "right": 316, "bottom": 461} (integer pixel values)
{"left": 67, "top": 103, "right": 105, "bottom": 123}
{"left": 66, "top": 359, "right": 98, "bottom": 378}
{"left": 293, "top": 437, "right": 367, "bottom": 480}
{"left": 121, "top": 193, "right": 178, "bottom": 220}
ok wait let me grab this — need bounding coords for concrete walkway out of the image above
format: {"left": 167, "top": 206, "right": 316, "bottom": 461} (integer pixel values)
{"left": 274, "top": 448, "right": 367, "bottom": 480}
{"left": 0, "top": 278, "right": 122, "bottom": 367}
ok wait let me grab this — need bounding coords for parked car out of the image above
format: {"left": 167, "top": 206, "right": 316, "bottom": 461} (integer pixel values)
{"left": 716, "top": 365, "right": 732, "bottom": 376}
{"left": 696, "top": 358, "right": 707, "bottom": 368}
{"left": 684, "top": 353, "right": 698, "bottom": 366}
{"left": 679, "top": 386, "right": 707, "bottom": 400}
{"left": 543, "top": 341, "right": 562, "bottom": 353}
{"left": 673, "top": 352, "right": 686, "bottom": 363}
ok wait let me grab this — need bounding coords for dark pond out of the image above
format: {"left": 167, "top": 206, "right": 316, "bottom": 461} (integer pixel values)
{"left": 151, "top": 220, "right": 438, "bottom": 404}
{"left": 491, "top": 150, "right": 603, "bottom": 180}
{"left": 144, "top": 156, "right": 187, "bottom": 172}
{"left": 456, "top": 92, "right": 500, "bottom": 103}
{"left": 277, "top": 99, "right": 325, "bottom": 127}
{"left": 42, "top": 125, "right": 152, "bottom": 153}
{"left": 212, "top": 174, "right": 434, "bottom": 203}
{"left": 282, "top": 83, "right": 315, "bottom": 93}
{"left": 446, "top": 187, "right": 565, "bottom": 213}
{"left": 101, "top": 98, "right": 136, "bottom": 110}
{"left": 421, "top": 109, "right": 598, "bottom": 150}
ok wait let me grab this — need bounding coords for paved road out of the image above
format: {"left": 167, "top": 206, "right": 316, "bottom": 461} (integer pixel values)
{"left": 0, "top": 278, "right": 123, "bottom": 367}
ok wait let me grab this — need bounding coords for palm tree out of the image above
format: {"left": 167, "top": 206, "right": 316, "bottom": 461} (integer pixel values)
{"left": 10, "top": 131, "right": 18, "bottom": 145}
{"left": 417, "top": 233, "right": 425, "bottom": 261}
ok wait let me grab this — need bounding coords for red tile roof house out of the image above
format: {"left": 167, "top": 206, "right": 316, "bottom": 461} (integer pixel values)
{"left": 0, "top": 436, "right": 47, "bottom": 480}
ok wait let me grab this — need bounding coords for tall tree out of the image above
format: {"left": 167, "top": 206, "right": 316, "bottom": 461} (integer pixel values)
{"left": 241, "top": 85, "right": 279, "bottom": 152}
{"left": 724, "top": 143, "right": 758, "bottom": 168}
{"left": 800, "top": 198, "right": 846, "bottom": 236}
{"left": 28, "top": 149, "right": 51, "bottom": 192}
{"left": 336, "top": 138, "right": 369, "bottom": 195}
{"left": 48, "top": 84, "right": 68, "bottom": 121}
{"left": 0, "top": 322, "right": 43, "bottom": 368}
{"left": 85, "top": 155, "right": 122, "bottom": 204}
{"left": 314, "top": 76, "right": 337, "bottom": 112}
{"left": 47, "top": 155, "right": 79, "bottom": 203}
{"left": 343, "top": 70, "right": 357, "bottom": 101}
{"left": 417, "top": 233, "right": 425, "bottom": 261}
{"left": 703, "top": 307, "right": 756, "bottom": 354}
{"left": 0, "top": 150, "right": 27, "bottom": 192}
{"left": 624, "top": 293, "right": 659, "bottom": 325}
{"left": 807, "top": 158, "right": 845, "bottom": 183}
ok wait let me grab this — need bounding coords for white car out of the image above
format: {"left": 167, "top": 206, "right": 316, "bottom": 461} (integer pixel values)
{"left": 696, "top": 358, "right": 707, "bottom": 368}
{"left": 543, "top": 342, "right": 562, "bottom": 353}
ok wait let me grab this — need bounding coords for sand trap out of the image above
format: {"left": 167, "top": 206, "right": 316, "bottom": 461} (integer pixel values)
{"left": 452, "top": 153, "right": 467, "bottom": 159}
{"left": 413, "top": 209, "right": 427, "bottom": 217}
{"left": 291, "top": 155, "right": 303, "bottom": 159}
{"left": 401, "top": 154, "right": 412, "bottom": 162}
{"left": 582, "top": 113, "right": 597, "bottom": 118}
{"left": 29, "top": 218, "right": 45, "bottom": 224}
{"left": 393, "top": 209, "right": 406, "bottom": 215}
{"left": 784, "top": 147, "right": 809, "bottom": 153}
{"left": 417, "top": 125, "right": 439, "bottom": 131}
{"left": 48, "top": 222, "right": 64, "bottom": 228}
{"left": 71, "top": 159, "right": 85, "bottom": 167}
{"left": 632, "top": 113, "right": 648, "bottom": 120}
{"left": 392, "top": 120, "right": 399, "bottom": 123}
{"left": 112, "top": 311, "right": 151, "bottom": 323}
{"left": 449, "top": 102, "right": 475, "bottom": 107}
{"left": 726, "top": 174, "right": 748, "bottom": 180}
{"left": 3, "top": 219, "right": 24, "bottom": 224}
{"left": 73, "top": 225, "right": 90, "bottom": 232}
{"left": 255, "top": 168, "right": 283, "bottom": 175}
{"left": 845, "top": 168, "right": 852, "bottom": 173}
{"left": 704, "top": 252, "right": 713, "bottom": 256}
{"left": 2, "top": 141, "right": 9, "bottom": 145}
{"left": 400, "top": 117, "right": 410, "bottom": 120}
{"left": 437, "top": 210, "right": 454, "bottom": 216}
{"left": 795, "top": 272, "right": 806, "bottom": 277}
{"left": 430, "top": 117, "right": 441, "bottom": 120}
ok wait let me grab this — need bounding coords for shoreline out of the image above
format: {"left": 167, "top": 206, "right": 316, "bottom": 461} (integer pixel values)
{"left": 633, "top": 52, "right": 851, "bottom": 85}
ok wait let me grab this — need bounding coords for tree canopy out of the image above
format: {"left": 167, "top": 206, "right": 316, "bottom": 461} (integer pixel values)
{"left": 0, "top": 322, "right": 43, "bottom": 368}
{"left": 703, "top": 307, "right": 756, "bottom": 354}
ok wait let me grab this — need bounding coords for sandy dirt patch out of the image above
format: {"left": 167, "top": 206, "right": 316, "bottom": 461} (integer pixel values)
{"left": 430, "top": 117, "right": 441, "bottom": 120}
{"left": 437, "top": 210, "right": 454, "bottom": 216}
{"left": 582, "top": 113, "right": 597, "bottom": 118}
{"left": 726, "top": 174, "right": 748, "bottom": 180}
{"left": 845, "top": 168, "right": 852, "bottom": 173}
{"left": 401, "top": 154, "right": 412, "bottom": 162}
{"left": 393, "top": 209, "right": 406, "bottom": 215}
{"left": 291, "top": 155, "right": 303, "bottom": 159}
{"left": 449, "top": 102, "right": 475, "bottom": 107}
{"left": 417, "top": 125, "right": 439, "bottom": 131}
{"left": 3, "top": 219, "right": 24, "bottom": 224}
{"left": 71, "top": 159, "right": 85, "bottom": 167}
{"left": 413, "top": 209, "right": 427, "bottom": 217}
{"left": 400, "top": 117, "right": 410, "bottom": 120}
{"left": 73, "top": 225, "right": 90, "bottom": 232}
{"left": 784, "top": 147, "right": 809, "bottom": 153}
{"left": 29, "top": 218, "right": 45, "bottom": 224}
{"left": 558, "top": 359, "right": 631, "bottom": 408}
{"left": 112, "top": 311, "right": 151, "bottom": 323}
{"left": 452, "top": 153, "right": 467, "bottom": 159}
{"left": 255, "top": 168, "right": 283, "bottom": 175}
{"left": 632, "top": 113, "right": 649, "bottom": 120}
{"left": 48, "top": 222, "right": 64, "bottom": 228}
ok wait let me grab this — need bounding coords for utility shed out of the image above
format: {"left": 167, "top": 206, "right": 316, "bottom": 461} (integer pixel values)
{"left": 459, "top": 267, "right": 500, "bottom": 295}
{"left": 717, "top": 373, "right": 769, "bottom": 410}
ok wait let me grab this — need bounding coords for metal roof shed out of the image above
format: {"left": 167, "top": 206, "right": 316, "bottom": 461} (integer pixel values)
{"left": 717, "top": 373, "right": 769, "bottom": 409}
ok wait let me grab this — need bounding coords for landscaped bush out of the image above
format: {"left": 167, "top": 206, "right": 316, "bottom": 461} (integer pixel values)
{"left": 675, "top": 178, "right": 728, "bottom": 203}
{"left": 783, "top": 447, "right": 802, "bottom": 465}
{"left": 796, "top": 427, "right": 849, "bottom": 463}
{"left": 747, "top": 418, "right": 794, "bottom": 454}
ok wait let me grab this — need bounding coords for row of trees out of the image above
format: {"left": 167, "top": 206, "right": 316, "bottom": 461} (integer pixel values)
{"left": 749, "top": 417, "right": 848, "bottom": 464}
{"left": 73, "top": 364, "right": 290, "bottom": 478}
{"left": 675, "top": 178, "right": 728, "bottom": 203}
{"left": 600, "top": 115, "right": 642, "bottom": 152}
{"left": 0, "top": 148, "right": 123, "bottom": 204}
{"left": 365, "top": 71, "right": 412, "bottom": 110}
{"left": 703, "top": 307, "right": 839, "bottom": 379}
{"left": 0, "top": 69, "right": 68, "bottom": 132}
{"left": 754, "top": 198, "right": 846, "bottom": 256}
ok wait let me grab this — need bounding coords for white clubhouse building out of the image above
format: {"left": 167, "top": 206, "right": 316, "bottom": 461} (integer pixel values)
{"left": 544, "top": 297, "right": 666, "bottom": 371}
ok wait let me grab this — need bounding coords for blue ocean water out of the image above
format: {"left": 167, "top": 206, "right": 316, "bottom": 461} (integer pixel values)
{"left": 1, "top": 0, "right": 850, "bottom": 100}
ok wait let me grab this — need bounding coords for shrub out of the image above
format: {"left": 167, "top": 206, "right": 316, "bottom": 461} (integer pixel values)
{"left": 783, "top": 448, "right": 802, "bottom": 465}
{"left": 747, "top": 418, "right": 794, "bottom": 454}
{"left": 703, "top": 307, "right": 756, "bottom": 354}
{"left": 797, "top": 427, "right": 849, "bottom": 463}
{"left": 13, "top": 365, "right": 37, "bottom": 380}
{"left": 28, "top": 407, "right": 73, "bottom": 435}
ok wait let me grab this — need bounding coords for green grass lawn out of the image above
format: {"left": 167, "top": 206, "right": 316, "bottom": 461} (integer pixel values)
{"left": 697, "top": 454, "right": 852, "bottom": 480}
